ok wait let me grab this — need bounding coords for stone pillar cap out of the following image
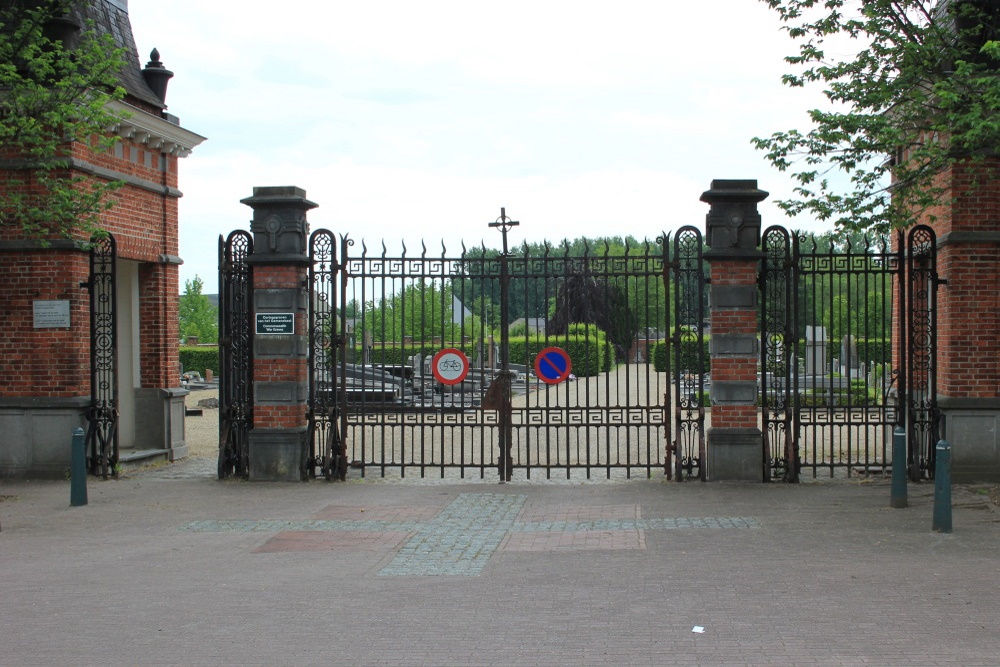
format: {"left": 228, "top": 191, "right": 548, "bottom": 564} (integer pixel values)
{"left": 700, "top": 180, "right": 769, "bottom": 204}
{"left": 241, "top": 186, "right": 318, "bottom": 210}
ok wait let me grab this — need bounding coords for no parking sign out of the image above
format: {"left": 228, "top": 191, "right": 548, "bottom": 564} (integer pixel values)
{"left": 534, "top": 347, "right": 572, "bottom": 385}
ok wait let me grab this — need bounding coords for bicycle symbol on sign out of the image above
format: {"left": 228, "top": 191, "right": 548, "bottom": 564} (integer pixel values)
{"left": 440, "top": 359, "right": 463, "bottom": 372}
{"left": 432, "top": 348, "right": 469, "bottom": 386}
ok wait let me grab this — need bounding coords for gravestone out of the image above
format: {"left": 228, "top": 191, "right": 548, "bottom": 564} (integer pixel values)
{"left": 804, "top": 326, "right": 828, "bottom": 376}
{"left": 474, "top": 339, "right": 485, "bottom": 369}
{"left": 841, "top": 335, "right": 859, "bottom": 378}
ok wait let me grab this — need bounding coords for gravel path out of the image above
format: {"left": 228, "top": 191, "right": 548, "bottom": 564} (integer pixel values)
{"left": 183, "top": 387, "right": 220, "bottom": 460}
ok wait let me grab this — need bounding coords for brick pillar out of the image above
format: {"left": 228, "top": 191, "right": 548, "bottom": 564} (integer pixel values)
{"left": 915, "top": 160, "right": 1000, "bottom": 481}
{"left": 242, "top": 186, "right": 316, "bottom": 481}
{"left": 702, "top": 180, "right": 768, "bottom": 481}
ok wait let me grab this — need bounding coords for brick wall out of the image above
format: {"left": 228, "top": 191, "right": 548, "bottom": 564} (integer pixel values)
{"left": 0, "top": 251, "right": 91, "bottom": 398}
{"left": 915, "top": 160, "right": 1000, "bottom": 401}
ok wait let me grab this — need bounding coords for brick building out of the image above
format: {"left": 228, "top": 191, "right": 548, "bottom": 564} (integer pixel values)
{"left": 0, "top": 0, "right": 204, "bottom": 478}
{"left": 914, "top": 159, "right": 1000, "bottom": 481}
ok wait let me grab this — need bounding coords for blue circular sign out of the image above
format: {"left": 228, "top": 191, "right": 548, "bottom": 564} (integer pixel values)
{"left": 534, "top": 347, "right": 572, "bottom": 385}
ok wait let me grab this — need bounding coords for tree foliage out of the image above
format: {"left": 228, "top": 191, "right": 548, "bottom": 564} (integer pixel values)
{"left": 548, "top": 268, "right": 638, "bottom": 362}
{"left": 361, "top": 281, "right": 483, "bottom": 344}
{"left": 452, "top": 235, "right": 669, "bottom": 336}
{"left": 0, "top": 0, "right": 129, "bottom": 240}
{"left": 179, "top": 275, "right": 218, "bottom": 344}
{"left": 754, "top": 0, "right": 1000, "bottom": 232}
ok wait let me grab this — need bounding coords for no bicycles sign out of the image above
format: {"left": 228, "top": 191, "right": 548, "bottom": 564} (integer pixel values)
{"left": 432, "top": 348, "right": 469, "bottom": 385}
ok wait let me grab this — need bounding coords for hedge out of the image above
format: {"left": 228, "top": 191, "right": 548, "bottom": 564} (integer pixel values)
{"left": 354, "top": 343, "right": 477, "bottom": 367}
{"left": 184, "top": 336, "right": 889, "bottom": 380}
{"left": 509, "top": 333, "right": 612, "bottom": 377}
{"left": 808, "top": 337, "right": 891, "bottom": 367}
{"left": 179, "top": 346, "right": 219, "bottom": 377}
{"left": 650, "top": 337, "right": 891, "bottom": 375}
{"left": 651, "top": 337, "right": 711, "bottom": 374}
{"left": 356, "top": 330, "right": 612, "bottom": 377}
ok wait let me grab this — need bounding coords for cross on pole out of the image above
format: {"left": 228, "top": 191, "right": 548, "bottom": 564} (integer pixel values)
{"left": 489, "top": 208, "right": 519, "bottom": 481}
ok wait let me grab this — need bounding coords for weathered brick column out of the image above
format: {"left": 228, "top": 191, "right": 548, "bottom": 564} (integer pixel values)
{"left": 242, "top": 186, "right": 315, "bottom": 481}
{"left": 702, "top": 180, "right": 768, "bottom": 481}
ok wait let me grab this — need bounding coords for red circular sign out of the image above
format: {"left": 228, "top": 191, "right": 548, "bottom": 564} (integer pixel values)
{"left": 432, "top": 348, "right": 469, "bottom": 385}
{"left": 534, "top": 347, "right": 572, "bottom": 385}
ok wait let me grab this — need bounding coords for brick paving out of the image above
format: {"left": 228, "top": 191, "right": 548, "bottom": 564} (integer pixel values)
{"left": 185, "top": 494, "right": 757, "bottom": 576}
{"left": 0, "top": 469, "right": 998, "bottom": 665}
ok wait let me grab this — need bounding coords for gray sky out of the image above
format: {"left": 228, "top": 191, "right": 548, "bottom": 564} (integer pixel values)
{"left": 128, "top": 0, "right": 833, "bottom": 290}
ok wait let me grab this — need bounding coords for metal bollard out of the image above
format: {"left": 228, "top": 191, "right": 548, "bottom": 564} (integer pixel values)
{"left": 890, "top": 427, "right": 907, "bottom": 508}
{"left": 931, "top": 440, "right": 952, "bottom": 533}
{"left": 70, "top": 427, "right": 88, "bottom": 507}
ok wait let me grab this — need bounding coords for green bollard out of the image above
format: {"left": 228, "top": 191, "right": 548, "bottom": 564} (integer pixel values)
{"left": 890, "top": 426, "right": 907, "bottom": 508}
{"left": 932, "top": 440, "right": 952, "bottom": 533}
{"left": 70, "top": 427, "right": 88, "bottom": 507}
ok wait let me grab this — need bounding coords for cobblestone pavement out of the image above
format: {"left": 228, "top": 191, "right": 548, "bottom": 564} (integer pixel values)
{"left": 1, "top": 469, "right": 998, "bottom": 666}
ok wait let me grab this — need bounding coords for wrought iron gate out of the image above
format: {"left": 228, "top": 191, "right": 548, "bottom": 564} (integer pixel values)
{"left": 84, "top": 233, "right": 118, "bottom": 478}
{"left": 902, "top": 225, "right": 940, "bottom": 481}
{"left": 310, "top": 226, "right": 700, "bottom": 481}
{"left": 669, "top": 226, "right": 707, "bottom": 481}
{"left": 306, "top": 229, "right": 348, "bottom": 480}
{"left": 760, "top": 225, "right": 939, "bottom": 480}
{"left": 218, "top": 230, "right": 253, "bottom": 479}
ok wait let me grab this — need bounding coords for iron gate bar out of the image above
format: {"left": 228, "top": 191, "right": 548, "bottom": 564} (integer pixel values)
{"left": 218, "top": 230, "right": 253, "bottom": 479}
{"left": 671, "top": 226, "right": 706, "bottom": 481}
{"left": 84, "top": 233, "right": 118, "bottom": 479}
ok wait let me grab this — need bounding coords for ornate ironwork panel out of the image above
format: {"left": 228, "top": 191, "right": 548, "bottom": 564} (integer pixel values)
{"left": 670, "top": 226, "right": 706, "bottom": 481}
{"left": 335, "top": 233, "right": 671, "bottom": 480}
{"left": 760, "top": 226, "right": 796, "bottom": 481}
{"left": 905, "top": 225, "right": 939, "bottom": 480}
{"left": 218, "top": 230, "right": 253, "bottom": 479}
{"left": 85, "top": 234, "right": 118, "bottom": 478}
{"left": 307, "top": 229, "right": 348, "bottom": 480}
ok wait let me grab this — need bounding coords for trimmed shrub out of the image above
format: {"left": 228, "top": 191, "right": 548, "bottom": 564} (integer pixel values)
{"left": 510, "top": 331, "right": 612, "bottom": 377}
{"left": 179, "top": 346, "right": 219, "bottom": 377}
{"left": 651, "top": 337, "right": 711, "bottom": 374}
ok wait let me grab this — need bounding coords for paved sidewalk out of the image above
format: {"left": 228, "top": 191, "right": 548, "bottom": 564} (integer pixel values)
{"left": 1, "top": 467, "right": 998, "bottom": 666}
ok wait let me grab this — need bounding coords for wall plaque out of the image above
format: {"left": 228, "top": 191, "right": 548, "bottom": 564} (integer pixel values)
{"left": 33, "top": 300, "right": 71, "bottom": 328}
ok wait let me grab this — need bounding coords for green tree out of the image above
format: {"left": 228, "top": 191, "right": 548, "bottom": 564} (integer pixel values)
{"left": 179, "top": 276, "right": 218, "bottom": 344}
{"left": 0, "top": 0, "right": 129, "bottom": 240}
{"left": 361, "top": 281, "right": 483, "bottom": 344}
{"left": 548, "top": 268, "right": 639, "bottom": 362}
{"left": 452, "top": 235, "right": 670, "bottom": 336}
{"left": 755, "top": 0, "right": 1000, "bottom": 233}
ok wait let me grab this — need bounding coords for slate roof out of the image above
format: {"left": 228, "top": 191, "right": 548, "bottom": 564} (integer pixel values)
{"left": 68, "top": 0, "right": 166, "bottom": 110}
